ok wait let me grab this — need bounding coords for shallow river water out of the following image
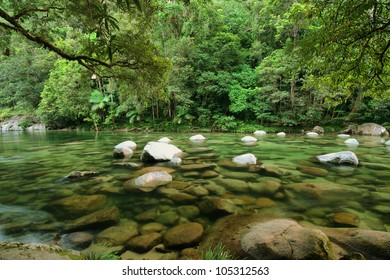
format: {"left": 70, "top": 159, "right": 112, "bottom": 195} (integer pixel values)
{"left": 0, "top": 130, "right": 389, "bottom": 245}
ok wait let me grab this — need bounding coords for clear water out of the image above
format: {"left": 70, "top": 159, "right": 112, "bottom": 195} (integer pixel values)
{"left": 1, "top": 131, "right": 389, "bottom": 244}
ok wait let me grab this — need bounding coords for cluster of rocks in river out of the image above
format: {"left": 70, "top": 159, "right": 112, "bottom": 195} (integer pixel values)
{"left": 1, "top": 123, "right": 390, "bottom": 260}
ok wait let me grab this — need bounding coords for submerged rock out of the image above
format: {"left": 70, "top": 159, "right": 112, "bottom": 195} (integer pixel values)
{"left": 316, "top": 151, "right": 359, "bottom": 166}
{"left": 59, "top": 232, "right": 94, "bottom": 249}
{"left": 297, "top": 166, "right": 329, "bottom": 177}
{"left": 140, "top": 141, "right": 182, "bottom": 163}
{"left": 65, "top": 170, "right": 98, "bottom": 179}
{"left": 126, "top": 232, "right": 162, "bottom": 253}
{"left": 163, "top": 222, "right": 204, "bottom": 249}
{"left": 47, "top": 194, "right": 107, "bottom": 218}
{"left": 96, "top": 224, "right": 139, "bottom": 246}
{"left": 332, "top": 212, "right": 360, "bottom": 227}
{"left": 199, "top": 198, "right": 239, "bottom": 217}
{"left": 65, "top": 206, "right": 120, "bottom": 231}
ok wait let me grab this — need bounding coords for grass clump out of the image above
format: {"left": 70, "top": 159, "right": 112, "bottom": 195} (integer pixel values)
{"left": 202, "top": 243, "right": 235, "bottom": 260}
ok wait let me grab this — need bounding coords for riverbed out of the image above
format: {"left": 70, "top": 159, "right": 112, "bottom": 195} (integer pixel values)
{"left": 0, "top": 131, "right": 389, "bottom": 245}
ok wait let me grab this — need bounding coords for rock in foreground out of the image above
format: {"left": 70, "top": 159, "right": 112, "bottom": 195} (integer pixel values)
{"left": 140, "top": 141, "right": 182, "bottom": 162}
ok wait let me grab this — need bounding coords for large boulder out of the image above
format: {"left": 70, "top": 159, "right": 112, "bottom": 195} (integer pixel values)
{"left": 316, "top": 151, "right": 359, "bottom": 166}
{"left": 306, "top": 132, "right": 319, "bottom": 137}
{"left": 233, "top": 153, "right": 257, "bottom": 165}
{"left": 140, "top": 141, "right": 182, "bottom": 162}
{"left": 241, "top": 219, "right": 336, "bottom": 260}
{"left": 345, "top": 123, "right": 389, "bottom": 136}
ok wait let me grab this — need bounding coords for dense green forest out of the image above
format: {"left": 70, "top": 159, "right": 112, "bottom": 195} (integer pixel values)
{"left": 0, "top": 0, "right": 389, "bottom": 132}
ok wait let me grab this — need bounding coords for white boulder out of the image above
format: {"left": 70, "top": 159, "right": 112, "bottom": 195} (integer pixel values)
{"left": 344, "top": 138, "right": 359, "bottom": 146}
{"left": 241, "top": 136, "right": 257, "bottom": 143}
{"left": 233, "top": 153, "right": 257, "bottom": 165}
{"left": 277, "top": 132, "right": 286, "bottom": 137}
{"left": 158, "top": 137, "right": 171, "bottom": 143}
{"left": 316, "top": 151, "right": 359, "bottom": 166}
{"left": 337, "top": 134, "right": 350, "bottom": 138}
{"left": 113, "top": 140, "right": 137, "bottom": 158}
{"left": 254, "top": 130, "right": 267, "bottom": 136}
{"left": 189, "top": 134, "right": 206, "bottom": 142}
{"left": 385, "top": 140, "right": 390, "bottom": 146}
{"left": 140, "top": 141, "right": 182, "bottom": 162}
{"left": 306, "top": 132, "right": 319, "bottom": 137}
{"left": 134, "top": 171, "right": 172, "bottom": 192}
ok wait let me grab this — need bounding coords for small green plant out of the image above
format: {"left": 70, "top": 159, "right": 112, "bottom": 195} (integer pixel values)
{"left": 82, "top": 244, "right": 120, "bottom": 260}
{"left": 202, "top": 242, "right": 235, "bottom": 260}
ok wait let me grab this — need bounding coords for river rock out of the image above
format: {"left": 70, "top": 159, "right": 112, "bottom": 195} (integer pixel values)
{"left": 113, "top": 141, "right": 137, "bottom": 158}
{"left": 25, "top": 123, "right": 46, "bottom": 131}
{"left": 59, "top": 232, "right": 94, "bottom": 249}
{"left": 240, "top": 219, "right": 335, "bottom": 260}
{"left": 248, "top": 181, "right": 281, "bottom": 195}
{"left": 254, "top": 130, "right": 267, "bottom": 136}
{"left": 297, "top": 166, "right": 329, "bottom": 177}
{"left": 156, "top": 211, "right": 180, "bottom": 226}
{"left": 345, "top": 123, "right": 389, "bottom": 136}
{"left": 316, "top": 151, "right": 359, "bottom": 166}
{"left": 258, "top": 165, "right": 283, "bottom": 177}
{"left": 180, "top": 163, "right": 217, "bottom": 171}
{"left": 306, "top": 132, "right": 319, "bottom": 137}
{"left": 184, "top": 186, "right": 209, "bottom": 197}
{"left": 140, "top": 223, "right": 164, "bottom": 234}
{"left": 158, "top": 137, "right": 171, "bottom": 143}
{"left": 318, "top": 227, "right": 390, "bottom": 259}
{"left": 276, "top": 132, "right": 286, "bottom": 137}
{"left": 133, "top": 166, "right": 176, "bottom": 177}
{"left": 163, "top": 222, "right": 204, "bottom": 249}
{"left": 65, "top": 206, "right": 120, "bottom": 231}
{"left": 126, "top": 232, "right": 162, "bottom": 253}
{"left": 170, "top": 157, "right": 182, "bottom": 166}
{"left": 254, "top": 198, "right": 277, "bottom": 208}
{"left": 284, "top": 182, "right": 367, "bottom": 202}
{"left": 201, "top": 170, "right": 219, "bottom": 178}
{"left": 385, "top": 140, "right": 390, "bottom": 146}
{"left": 47, "top": 194, "right": 107, "bottom": 218}
{"left": 312, "top": 126, "right": 324, "bottom": 134}
{"left": 65, "top": 170, "right": 98, "bottom": 179}
{"left": 345, "top": 138, "right": 359, "bottom": 146}
{"left": 177, "top": 205, "right": 200, "bottom": 218}
{"left": 332, "top": 212, "right": 360, "bottom": 227}
{"left": 233, "top": 153, "right": 257, "bottom": 165}
{"left": 189, "top": 134, "right": 206, "bottom": 142}
{"left": 140, "top": 141, "right": 182, "bottom": 162}
{"left": 338, "top": 134, "right": 350, "bottom": 138}
{"left": 241, "top": 136, "right": 257, "bottom": 143}
{"left": 168, "top": 192, "right": 198, "bottom": 204}
{"left": 0, "top": 242, "right": 82, "bottom": 260}
{"left": 215, "top": 178, "right": 250, "bottom": 193}
{"left": 134, "top": 208, "right": 159, "bottom": 222}
{"left": 133, "top": 171, "right": 172, "bottom": 192}
{"left": 199, "top": 198, "right": 239, "bottom": 217}
{"left": 95, "top": 224, "right": 138, "bottom": 245}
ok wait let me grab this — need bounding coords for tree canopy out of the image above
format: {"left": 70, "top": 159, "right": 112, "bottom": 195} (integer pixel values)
{"left": 0, "top": 0, "right": 389, "bottom": 131}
